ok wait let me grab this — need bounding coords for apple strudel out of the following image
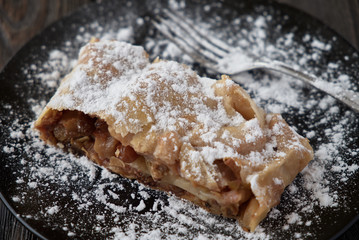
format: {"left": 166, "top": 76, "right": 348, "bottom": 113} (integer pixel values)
{"left": 34, "top": 39, "right": 313, "bottom": 231}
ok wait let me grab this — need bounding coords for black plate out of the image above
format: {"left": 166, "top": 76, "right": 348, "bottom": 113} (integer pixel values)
{"left": 1, "top": 0, "right": 359, "bottom": 239}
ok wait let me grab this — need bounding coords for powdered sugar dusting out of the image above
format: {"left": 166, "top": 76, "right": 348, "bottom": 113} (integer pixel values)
{"left": 46, "top": 38, "right": 300, "bottom": 185}
{"left": 1, "top": 1, "right": 359, "bottom": 239}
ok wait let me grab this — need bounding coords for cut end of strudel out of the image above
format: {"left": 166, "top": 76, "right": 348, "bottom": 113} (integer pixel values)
{"left": 34, "top": 38, "right": 313, "bottom": 232}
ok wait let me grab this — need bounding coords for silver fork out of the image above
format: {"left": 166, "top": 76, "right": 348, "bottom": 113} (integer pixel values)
{"left": 152, "top": 9, "right": 359, "bottom": 113}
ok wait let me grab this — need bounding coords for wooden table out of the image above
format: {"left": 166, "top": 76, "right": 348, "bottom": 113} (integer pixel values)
{"left": 0, "top": 0, "right": 358, "bottom": 239}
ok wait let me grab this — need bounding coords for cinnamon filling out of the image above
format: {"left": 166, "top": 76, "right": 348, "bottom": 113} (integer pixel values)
{"left": 40, "top": 110, "right": 139, "bottom": 167}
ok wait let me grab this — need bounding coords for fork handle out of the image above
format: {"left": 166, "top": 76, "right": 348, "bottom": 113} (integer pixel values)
{"left": 231, "top": 61, "right": 359, "bottom": 113}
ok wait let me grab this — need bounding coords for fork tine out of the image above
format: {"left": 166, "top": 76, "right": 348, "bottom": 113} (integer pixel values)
{"left": 152, "top": 18, "right": 205, "bottom": 62}
{"left": 153, "top": 15, "right": 218, "bottom": 69}
{"left": 163, "top": 9, "right": 231, "bottom": 57}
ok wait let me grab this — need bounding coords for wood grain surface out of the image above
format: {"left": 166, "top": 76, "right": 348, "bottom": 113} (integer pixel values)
{"left": 0, "top": 0, "right": 93, "bottom": 69}
{"left": 1, "top": 0, "right": 359, "bottom": 69}
{"left": 0, "top": 0, "right": 358, "bottom": 239}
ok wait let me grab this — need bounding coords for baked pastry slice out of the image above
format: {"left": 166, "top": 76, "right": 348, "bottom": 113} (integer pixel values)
{"left": 34, "top": 39, "right": 313, "bottom": 231}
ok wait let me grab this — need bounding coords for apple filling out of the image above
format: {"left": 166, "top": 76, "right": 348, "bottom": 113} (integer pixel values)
{"left": 36, "top": 109, "right": 256, "bottom": 222}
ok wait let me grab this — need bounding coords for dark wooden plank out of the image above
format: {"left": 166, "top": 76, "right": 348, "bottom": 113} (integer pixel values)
{"left": 0, "top": 198, "right": 39, "bottom": 240}
{"left": 1, "top": 0, "right": 359, "bottom": 68}
{"left": 0, "top": 0, "right": 92, "bottom": 69}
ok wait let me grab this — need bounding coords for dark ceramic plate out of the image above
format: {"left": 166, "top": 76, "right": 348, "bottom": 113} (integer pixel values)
{"left": 1, "top": 0, "right": 359, "bottom": 239}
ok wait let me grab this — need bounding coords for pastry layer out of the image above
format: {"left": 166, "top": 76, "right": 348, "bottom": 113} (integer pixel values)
{"left": 35, "top": 39, "right": 313, "bottom": 231}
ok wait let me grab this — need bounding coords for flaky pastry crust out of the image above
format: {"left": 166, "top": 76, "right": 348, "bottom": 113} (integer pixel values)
{"left": 35, "top": 39, "right": 313, "bottom": 231}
